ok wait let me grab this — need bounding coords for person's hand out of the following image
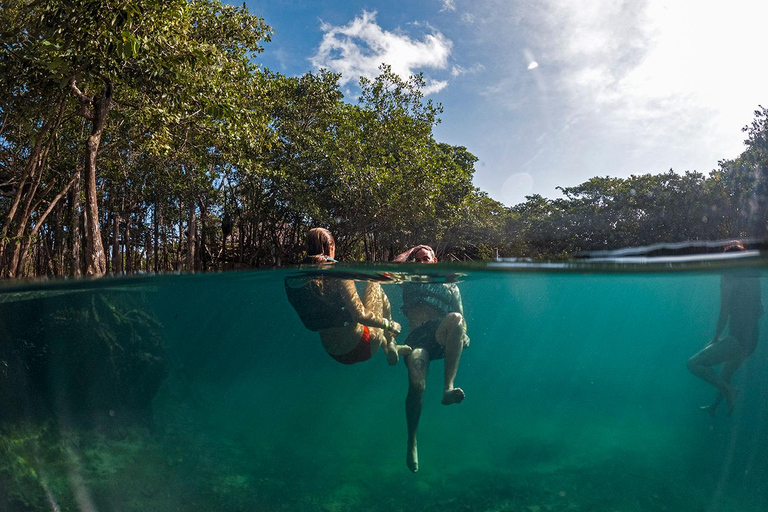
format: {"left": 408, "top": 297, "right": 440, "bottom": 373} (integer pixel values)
{"left": 389, "top": 320, "right": 401, "bottom": 336}
{"left": 461, "top": 333, "right": 470, "bottom": 348}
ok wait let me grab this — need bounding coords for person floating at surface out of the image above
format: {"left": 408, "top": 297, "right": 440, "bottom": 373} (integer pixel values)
{"left": 394, "top": 244, "right": 469, "bottom": 472}
{"left": 285, "top": 228, "right": 411, "bottom": 366}
{"left": 687, "top": 241, "right": 763, "bottom": 416}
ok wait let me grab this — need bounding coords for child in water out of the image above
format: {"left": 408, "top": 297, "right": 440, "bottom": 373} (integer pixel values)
{"left": 394, "top": 245, "right": 469, "bottom": 472}
{"left": 285, "top": 228, "right": 411, "bottom": 365}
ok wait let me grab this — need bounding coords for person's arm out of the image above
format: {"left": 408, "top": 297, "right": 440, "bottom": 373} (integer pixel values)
{"left": 338, "top": 280, "right": 401, "bottom": 334}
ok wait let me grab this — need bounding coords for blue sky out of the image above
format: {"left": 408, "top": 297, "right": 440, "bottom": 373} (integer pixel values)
{"left": 237, "top": 0, "right": 768, "bottom": 206}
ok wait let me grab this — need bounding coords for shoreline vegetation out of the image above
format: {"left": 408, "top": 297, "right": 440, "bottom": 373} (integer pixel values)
{"left": 2, "top": 1, "right": 768, "bottom": 279}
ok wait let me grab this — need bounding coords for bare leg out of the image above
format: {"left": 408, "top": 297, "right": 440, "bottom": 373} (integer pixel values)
{"left": 362, "top": 283, "right": 410, "bottom": 364}
{"left": 688, "top": 337, "right": 741, "bottom": 412}
{"left": 437, "top": 312, "right": 466, "bottom": 405}
{"left": 405, "top": 348, "right": 429, "bottom": 473}
{"left": 704, "top": 392, "right": 724, "bottom": 417}
{"left": 362, "top": 282, "right": 386, "bottom": 355}
{"left": 703, "top": 357, "right": 745, "bottom": 416}
{"left": 721, "top": 358, "right": 744, "bottom": 415}
{"left": 380, "top": 287, "right": 401, "bottom": 365}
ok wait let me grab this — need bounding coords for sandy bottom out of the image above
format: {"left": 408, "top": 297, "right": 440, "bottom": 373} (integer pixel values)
{"left": 1, "top": 408, "right": 761, "bottom": 512}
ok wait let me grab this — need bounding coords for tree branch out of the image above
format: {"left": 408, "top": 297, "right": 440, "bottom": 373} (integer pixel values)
{"left": 67, "top": 76, "right": 95, "bottom": 121}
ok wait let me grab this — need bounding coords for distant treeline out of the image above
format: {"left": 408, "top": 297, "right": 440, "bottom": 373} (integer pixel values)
{"left": 2, "top": 1, "right": 767, "bottom": 277}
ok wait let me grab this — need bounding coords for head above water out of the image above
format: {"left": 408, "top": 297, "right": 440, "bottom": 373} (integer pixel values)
{"left": 305, "top": 228, "right": 335, "bottom": 262}
{"left": 723, "top": 241, "right": 746, "bottom": 253}
{"left": 393, "top": 245, "right": 437, "bottom": 264}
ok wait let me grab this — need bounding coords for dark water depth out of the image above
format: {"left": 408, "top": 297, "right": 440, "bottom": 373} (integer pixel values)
{"left": 1, "top": 257, "right": 767, "bottom": 512}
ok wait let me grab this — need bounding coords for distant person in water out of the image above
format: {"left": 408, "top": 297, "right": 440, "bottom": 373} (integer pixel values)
{"left": 394, "top": 244, "right": 470, "bottom": 472}
{"left": 285, "top": 228, "right": 411, "bottom": 365}
{"left": 687, "top": 241, "right": 763, "bottom": 416}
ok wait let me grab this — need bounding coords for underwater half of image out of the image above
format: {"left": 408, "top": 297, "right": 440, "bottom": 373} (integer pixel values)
{"left": 1, "top": 255, "right": 767, "bottom": 511}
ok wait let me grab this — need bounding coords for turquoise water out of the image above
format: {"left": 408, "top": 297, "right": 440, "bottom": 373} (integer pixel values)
{"left": 1, "top": 256, "right": 768, "bottom": 511}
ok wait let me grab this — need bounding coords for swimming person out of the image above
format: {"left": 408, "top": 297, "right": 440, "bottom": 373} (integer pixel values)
{"left": 285, "top": 228, "right": 411, "bottom": 365}
{"left": 687, "top": 241, "right": 763, "bottom": 416}
{"left": 394, "top": 244, "right": 469, "bottom": 472}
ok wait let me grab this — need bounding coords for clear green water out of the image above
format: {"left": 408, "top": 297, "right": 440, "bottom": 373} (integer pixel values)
{"left": 1, "top": 256, "right": 767, "bottom": 511}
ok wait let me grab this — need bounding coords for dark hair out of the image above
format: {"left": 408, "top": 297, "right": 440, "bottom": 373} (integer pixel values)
{"left": 393, "top": 244, "right": 437, "bottom": 263}
{"left": 304, "top": 228, "right": 335, "bottom": 263}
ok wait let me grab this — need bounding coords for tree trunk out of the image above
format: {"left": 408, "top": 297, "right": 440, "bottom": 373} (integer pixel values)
{"left": 176, "top": 222, "right": 183, "bottom": 271}
{"left": 70, "top": 168, "right": 83, "bottom": 277}
{"left": 83, "top": 128, "right": 107, "bottom": 275}
{"left": 53, "top": 201, "right": 65, "bottom": 275}
{"left": 112, "top": 214, "right": 121, "bottom": 274}
{"left": 187, "top": 201, "right": 196, "bottom": 272}
{"left": 145, "top": 231, "right": 152, "bottom": 272}
{"left": 200, "top": 200, "right": 208, "bottom": 271}
{"left": 0, "top": 110, "right": 60, "bottom": 276}
{"left": 70, "top": 77, "right": 111, "bottom": 276}
{"left": 153, "top": 203, "right": 160, "bottom": 272}
{"left": 16, "top": 173, "right": 79, "bottom": 277}
{"left": 125, "top": 213, "right": 132, "bottom": 274}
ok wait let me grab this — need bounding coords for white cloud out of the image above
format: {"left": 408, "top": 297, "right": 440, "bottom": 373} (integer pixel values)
{"left": 440, "top": 0, "right": 457, "bottom": 12}
{"left": 537, "top": 0, "right": 768, "bottom": 162}
{"left": 451, "top": 63, "right": 485, "bottom": 77}
{"left": 310, "top": 11, "right": 453, "bottom": 94}
{"left": 446, "top": 0, "right": 768, "bottom": 205}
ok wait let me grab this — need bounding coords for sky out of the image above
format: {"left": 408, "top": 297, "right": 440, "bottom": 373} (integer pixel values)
{"left": 237, "top": 0, "right": 768, "bottom": 207}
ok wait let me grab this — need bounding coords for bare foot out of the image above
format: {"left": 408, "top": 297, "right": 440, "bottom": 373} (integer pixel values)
{"left": 701, "top": 392, "right": 724, "bottom": 417}
{"left": 725, "top": 386, "right": 739, "bottom": 416}
{"left": 386, "top": 343, "right": 412, "bottom": 366}
{"left": 385, "top": 342, "right": 398, "bottom": 365}
{"left": 441, "top": 387, "right": 465, "bottom": 405}
{"left": 407, "top": 439, "right": 418, "bottom": 473}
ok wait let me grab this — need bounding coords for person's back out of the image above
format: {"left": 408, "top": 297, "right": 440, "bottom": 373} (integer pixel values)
{"left": 284, "top": 275, "right": 352, "bottom": 332}
{"left": 724, "top": 272, "right": 763, "bottom": 332}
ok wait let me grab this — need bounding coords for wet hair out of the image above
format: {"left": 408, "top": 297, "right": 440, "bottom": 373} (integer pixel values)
{"left": 393, "top": 244, "right": 437, "bottom": 263}
{"left": 304, "top": 228, "right": 335, "bottom": 263}
{"left": 723, "top": 241, "right": 746, "bottom": 253}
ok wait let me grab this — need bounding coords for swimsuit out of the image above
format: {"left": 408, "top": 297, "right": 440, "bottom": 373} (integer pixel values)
{"left": 329, "top": 326, "right": 372, "bottom": 365}
{"left": 401, "top": 283, "right": 464, "bottom": 361}
{"left": 404, "top": 319, "right": 444, "bottom": 360}
{"left": 402, "top": 282, "right": 463, "bottom": 317}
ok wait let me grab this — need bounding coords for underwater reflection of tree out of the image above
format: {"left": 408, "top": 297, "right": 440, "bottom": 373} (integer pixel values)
{"left": 0, "top": 292, "right": 168, "bottom": 427}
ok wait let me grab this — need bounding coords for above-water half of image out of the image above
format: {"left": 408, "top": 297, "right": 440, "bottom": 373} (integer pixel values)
{"left": 1, "top": 251, "right": 767, "bottom": 512}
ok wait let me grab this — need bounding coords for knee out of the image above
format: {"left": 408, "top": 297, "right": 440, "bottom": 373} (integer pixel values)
{"left": 408, "top": 379, "right": 426, "bottom": 395}
{"left": 444, "top": 312, "right": 464, "bottom": 331}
